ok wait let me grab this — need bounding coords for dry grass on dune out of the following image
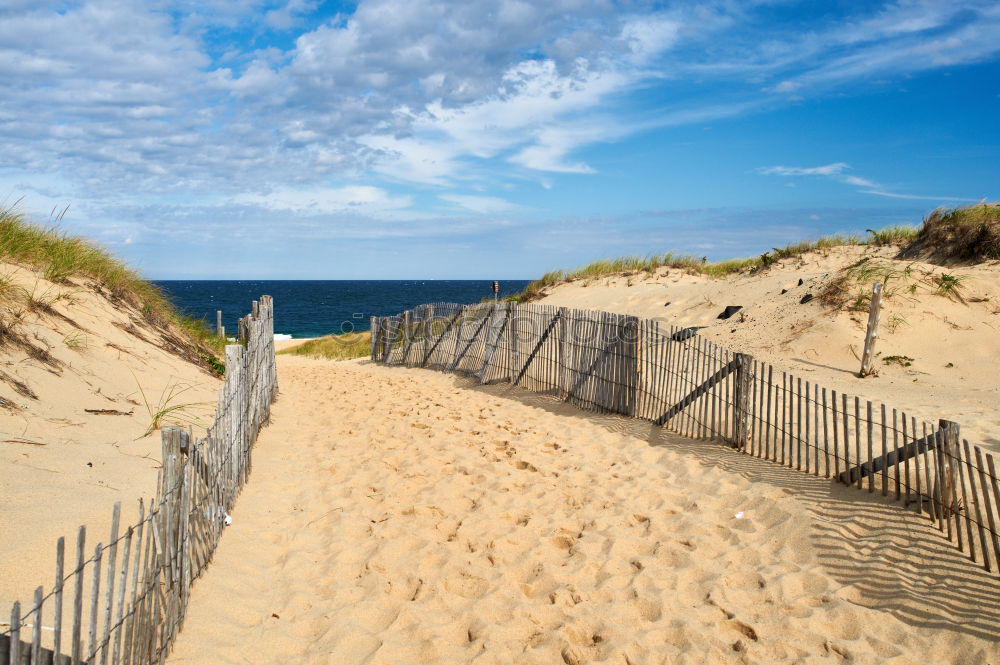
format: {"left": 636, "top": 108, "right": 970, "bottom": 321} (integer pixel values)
{"left": 0, "top": 206, "right": 225, "bottom": 368}
{"left": 515, "top": 204, "right": 1000, "bottom": 302}
{"left": 901, "top": 203, "right": 1000, "bottom": 263}
{"left": 279, "top": 332, "right": 372, "bottom": 361}
{"left": 513, "top": 235, "right": 881, "bottom": 302}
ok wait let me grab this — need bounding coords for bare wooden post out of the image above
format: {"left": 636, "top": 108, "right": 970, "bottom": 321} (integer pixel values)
{"left": 31, "top": 586, "right": 42, "bottom": 665}
{"left": 450, "top": 306, "right": 467, "bottom": 368}
{"left": 859, "top": 282, "right": 883, "bottom": 377}
{"left": 72, "top": 525, "right": 86, "bottom": 665}
{"left": 557, "top": 308, "right": 570, "bottom": 400}
{"left": 9, "top": 600, "right": 20, "bottom": 665}
{"left": 938, "top": 419, "right": 959, "bottom": 522}
{"left": 216, "top": 310, "right": 223, "bottom": 338}
{"left": 427, "top": 305, "right": 436, "bottom": 364}
{"left": 732, "top": 353, "right": 753, "bottom": 450}
{"left": 53, "top": 536, "right": 65, "bottom": 662}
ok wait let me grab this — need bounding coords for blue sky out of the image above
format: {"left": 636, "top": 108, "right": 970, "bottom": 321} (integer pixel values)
{"left": 1, "top": 0, "right": 997, "bottom": 279}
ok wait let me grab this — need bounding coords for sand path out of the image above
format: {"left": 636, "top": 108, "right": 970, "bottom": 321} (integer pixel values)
{"left": 166, "top": 356, "right": 999, "bottom": 665}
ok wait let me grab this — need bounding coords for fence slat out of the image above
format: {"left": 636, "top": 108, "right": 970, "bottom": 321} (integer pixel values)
{"left": 30, "top": 586, "right": 41, "bottom": 665}
{"left": 87, "top": 543, "right": 103, "bottom": 663}
{"left": 954, "top": 442, "right": 977, "bottom": 564}
{"left": 985, "top": 453, "right": 1000, "bottom": 566}
{"left": 70, "top": 527, "right": 85, "bottom": 665}
{"left": 52, "top": 537, "right": 65, "bottom": 664}
{"left": 964, "top": 440, "right": 992, "bottom": 572}
{"left": 974, "top": 445, "right": 1000, "bottom": 569}
{"left": 99, "top": 503, "right": 121, "bottom": 665}
{"left": 10, "top": 601, "right": 20, "bottom": 665}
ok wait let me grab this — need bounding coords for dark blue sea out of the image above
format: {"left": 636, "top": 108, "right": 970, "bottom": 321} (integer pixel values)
{"left": 153, "top": 280, "right": 531, "bottom": 339}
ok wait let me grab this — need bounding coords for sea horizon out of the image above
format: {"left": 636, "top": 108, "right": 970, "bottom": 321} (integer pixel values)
{"left": 154, "top": 279, "right": 532, "bottom": 340}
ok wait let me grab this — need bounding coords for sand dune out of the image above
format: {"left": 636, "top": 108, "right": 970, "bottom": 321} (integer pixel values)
{"left": 166, "top": 355, "right": 999, "bottom": 665}
{"left": 534, "top": 246, "right": 1000, "bottom": 452}
{"left": 0, "top": 263, "right": 221, "bottom": 610}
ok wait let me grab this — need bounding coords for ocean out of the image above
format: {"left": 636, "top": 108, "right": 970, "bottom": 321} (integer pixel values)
{"left": 153, "top": 280, "right": 532, "bottom": 340}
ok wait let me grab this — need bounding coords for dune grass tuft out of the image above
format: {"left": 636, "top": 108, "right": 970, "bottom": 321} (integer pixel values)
{"left": 901, "top": 204, "right": 1000, "bottom": 262}
{"left": 278, "top": 332, "right": 372, "bottom": 361}
{"left": 0, "top": 206, "right": 226, "bottom": 364}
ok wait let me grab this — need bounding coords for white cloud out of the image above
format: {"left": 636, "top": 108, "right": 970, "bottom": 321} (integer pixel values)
{"left": 232, "top": 185, "right": 412, "bottom": 214}
{"left": 439, "top": 193, "right": 519, "bottom": 214}
{"left": 767, "top": 1, "right": 1000, "bottom": 93}
{"left": 840, "top": 174, "right": 880, "bottom": 188}
{"left": 758, "top": 162, "right": 975, "bottom": 201}
{"left": 264, "top": 0, "right": 318, "bottom": 31}
{"left": 858, "top": 190, "right": 978, "bottom": 202}
{"left": 758, "top": 163, "right": 849, "bottom": 177}
{"left": 358, "top": 134, "right": 463, "bottom": 186}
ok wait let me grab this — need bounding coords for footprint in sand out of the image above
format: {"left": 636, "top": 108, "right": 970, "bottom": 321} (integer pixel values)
{"left": 443, "top": 571, "right": 490, "bottom": 599}
{"left": 386, "top": 576, "right": 423, "bottom": 601}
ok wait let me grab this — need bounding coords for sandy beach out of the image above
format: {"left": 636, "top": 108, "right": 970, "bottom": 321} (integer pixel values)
{"left": 166, "top": 354, "right": 999, "bottom": 665}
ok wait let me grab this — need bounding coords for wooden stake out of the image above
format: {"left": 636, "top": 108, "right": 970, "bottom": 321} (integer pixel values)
{"left": 53, "top": 536, "right": 65, "bottom": 663}
{"left": 71, "top": 526, "right": 86, "bottom": 665}
{"left": 859, "top": 282, "right": 883, "bottom": 377}
{"left": 733, "top": 353, "right": 753, "bottom": 450}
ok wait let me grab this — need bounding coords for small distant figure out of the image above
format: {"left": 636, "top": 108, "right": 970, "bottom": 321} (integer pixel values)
{"left": 492, "top": 280, "right": 499, "bottom": 302}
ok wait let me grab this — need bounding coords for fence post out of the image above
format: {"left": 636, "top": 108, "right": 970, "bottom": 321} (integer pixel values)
{"left": 450, "top": 306, "right": 467, "bottom": 367}
{"left": 557, "top": 308, "right": 569, "bottom": 399}
{"left": 370, "top": 317, "right": 378, "bottom": 361}
{"left": 859, "top": 282, "right": 883, "bottom": 377}
{"left": 939, "top": 419, "right": 960, "bottom": 519}
{"left": 732, "top": 353, "right": 754, "bottom": 449}
{"left": 507, "top": 302, "right": 517, "bottom": 383}
{"left": 216, "top": 310, "right": 224, "bottom": 339}
{"left": 378, "top": 318, "right": 387, "bottom": 362}
{"left": 627, "top": 316, "right": 640, "bottom": 417}
{"left": 425, "top": 305, "right": 435, "bottom": 362}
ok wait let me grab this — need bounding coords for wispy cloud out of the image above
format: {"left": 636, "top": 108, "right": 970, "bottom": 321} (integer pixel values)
{"left": 231, "top": 185, "right": 414, "bottom": 215}
{"left": 758, "top": 163, "right": 851, "bottom": 177}
{"left": 439, "top": 194, "right": 520, "bottom": 214}
{"left": 858, "top": 190, "right": 979, "bottom": 201}
{"left": 758, "top": 162, "right": 977, "bottom": 202}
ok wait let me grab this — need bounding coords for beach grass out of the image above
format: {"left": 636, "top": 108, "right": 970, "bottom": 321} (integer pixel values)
{"left": 511, "top": 236, "right": 864, "bottom": 301}
{"left": 0, "top": 206, "right": 226, "bottom": 361}
{"left": 278, "top": 332, "right": 372, "bottom": 361}
{"left": 512, "top": 205, "right": 997, "bottom": 302}
{"left": 902, "top": 203, "right": 1000, "bottom": 261}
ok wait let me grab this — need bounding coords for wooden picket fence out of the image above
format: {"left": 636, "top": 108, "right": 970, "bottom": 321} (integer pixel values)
{"left": 371, "top": 301, "right": 1000, "bottom": 578}
{"left": 2, "top": 296, "right": 277, "bottom": 665}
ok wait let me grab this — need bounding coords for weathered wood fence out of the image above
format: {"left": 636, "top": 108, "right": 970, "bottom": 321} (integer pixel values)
{"left": 2, "top": 296, "right": 277, "bottom": 665}
{"left": 371, "top": 301, "right": 1000, "bottom": 578}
